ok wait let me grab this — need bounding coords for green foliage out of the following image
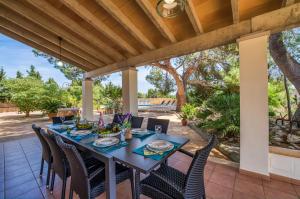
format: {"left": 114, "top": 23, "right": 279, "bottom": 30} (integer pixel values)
{"left": 26, "top": 65, "right": 42, "bottom": 80}
{"left": 268, "top": 80, "right": 286, "bottom": 117}
{"left": 16, "top": 71, "right": 23, "bottom": 79}
{"left": 197, "top": 92, "right": 240, "bottom": 138}
{"left": 101, "top": 82, "right": 122, "bottom": 112}
{"left": 146, "top": 67, "right": 175, "bottom": 97}
{"left": 0, "top": 67, "right": 10, "bottom": 102}
{"left": 5, "top": 77, "right": 44, "bottom": 116}
{"left": 40, "top": 79, "right": 66, "bottom": 114}
{"left": 179, "top": 103, "right": 196, "bottom": 120}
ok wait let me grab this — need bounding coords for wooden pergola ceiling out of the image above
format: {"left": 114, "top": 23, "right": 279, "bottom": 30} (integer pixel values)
{"left": 0, "top": 0, "right": 298, "bottom": 76}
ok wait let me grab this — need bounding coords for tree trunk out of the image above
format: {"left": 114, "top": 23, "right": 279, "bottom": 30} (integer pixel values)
{"left": 269, "top": 32, "right": 300, "bottom": 94}
{"left": 176, "top": 80, "right": 186, "bottom": 111}
{"left": 25, "top": 111, "right": 30, "bottom": 117}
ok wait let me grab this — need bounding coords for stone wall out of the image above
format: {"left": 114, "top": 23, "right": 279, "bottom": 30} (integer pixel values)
{"left": 0, "top": 103, "right": 19, "bottom": 113}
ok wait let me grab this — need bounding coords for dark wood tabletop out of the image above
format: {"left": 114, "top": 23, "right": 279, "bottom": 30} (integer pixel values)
{"left": 48, "top": 125, "right": 189, "bottom": 174}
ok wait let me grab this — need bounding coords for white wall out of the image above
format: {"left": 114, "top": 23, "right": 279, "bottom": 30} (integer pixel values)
{"left": 239, "top": 32, "right": 270, "bottom": 176}
{"left": 269, "top": 153, "right": 300, "bottom": 180}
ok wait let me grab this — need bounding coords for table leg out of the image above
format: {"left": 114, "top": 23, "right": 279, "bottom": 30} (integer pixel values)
{"left": 105, "top": 158, "right": 116, "bottom": 199}
{"left": 135, "top": 170, "right": 140, "bottom": 199}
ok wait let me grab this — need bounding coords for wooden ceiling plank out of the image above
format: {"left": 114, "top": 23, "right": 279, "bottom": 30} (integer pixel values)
{"left": 185, "top": 0, "right": 204, "bottom": 34}
{"left": 59, "top": 0, "right": 139, "bottom": 56}
{"left": 0, "top": 27, "right": 91, "bottom": 71}
{"left": 86, "top": 2, "right": 300, "bottom": 77}
{"left": 25, "top": 0, "right": 124, "bottom": 61}
{"left": 0, "top": 7, "right": 104, "bottom": 67}
{"left": 95, "top": 0, "right": 156, "bottom": 50}
{"left": 231, "top": 0, "right": 239, "bottom": 24}
{"left": 0, "top": 18, "right": 97, "bottom": 70}
{"left": 136, "top": 0, "right": 177, "bottom": 43}
{"left": 0, "top": 0, "right": 113, "bottom": 64}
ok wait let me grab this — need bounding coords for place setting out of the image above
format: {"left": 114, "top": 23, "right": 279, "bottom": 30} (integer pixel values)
{"left": 133, "top": 139, "right": 180, "bottom": 160}
{"left": 89, "top": 136, "right": 128, "bottom": 153}
{"left": 131, "top": 128, "right": 155, "bottom": 139}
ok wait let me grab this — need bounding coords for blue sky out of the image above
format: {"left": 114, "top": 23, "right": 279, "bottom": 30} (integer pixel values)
{"left": 0, "top": 34, "right": 153, "bottom": 93}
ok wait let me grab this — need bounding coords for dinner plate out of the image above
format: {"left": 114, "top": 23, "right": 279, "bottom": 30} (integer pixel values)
{"left": 147, "top": 140, "right": 174, "bottom": 152}
{"left": 93, "top": 137, "right": 119, "bottom": 148}
{"left": 70, "top": 130, "right": 90, "bottom": 136}
{"left": 131, "top": 129, "right": 151, "bottom": 135}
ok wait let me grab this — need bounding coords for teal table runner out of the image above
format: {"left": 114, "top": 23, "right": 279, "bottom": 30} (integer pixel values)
{"left": 133, "top": 141, "right": 181, "bottom": 161}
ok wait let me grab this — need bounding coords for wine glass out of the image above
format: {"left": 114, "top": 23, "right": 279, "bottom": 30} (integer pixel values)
{"left": 155, "top": 125, "right": 162, "bottom": 134}
{"left": 60, "top": 116, "right": 65, "bottom": 124}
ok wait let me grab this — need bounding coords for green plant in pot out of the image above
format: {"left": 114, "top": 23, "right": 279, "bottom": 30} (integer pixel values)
{"left": 41, "top": 99, "right": 62, "bottom": 119}
{"left": 179, "top": 103, "right": 196, "bottom": 126}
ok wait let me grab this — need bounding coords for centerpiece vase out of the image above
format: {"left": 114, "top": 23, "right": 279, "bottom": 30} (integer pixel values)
{"left": 124, "top": 128, "right": 132, "bottom": 140}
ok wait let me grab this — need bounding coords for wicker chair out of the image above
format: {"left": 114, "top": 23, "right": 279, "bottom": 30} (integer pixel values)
{"left": 139, "top": 135, "right": 217, "bottom": 199}
{"left": 130, "top": 116, "right": 144, "bottom": 128}
{"left": 146, "top": 118, "right": 169, "bottom": 134}
{"left": 32, "top": 124, "right": 52, "bottom": 188}
{"left": 40, "top": 129, "right": 71, "bottom": 199}
{"left": 55, "top": 136, "right": 135, "bottom": 199}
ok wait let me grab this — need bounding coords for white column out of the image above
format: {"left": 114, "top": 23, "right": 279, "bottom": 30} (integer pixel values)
{"left": 82, "top": 78, "right": 94, "bottom": 121}
{"left": 122, "top": 67, "right": 138, "bottom": 116}
{"left": 238, "top": 31, "right": 270, "bottom": 176}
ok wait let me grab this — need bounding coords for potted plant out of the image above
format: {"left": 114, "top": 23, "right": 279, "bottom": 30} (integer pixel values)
{"left": 41, "top": 99, "right": 63, "bottom": 120}
{"left": 179, "top": 103, "right": 196, "bottom": 126}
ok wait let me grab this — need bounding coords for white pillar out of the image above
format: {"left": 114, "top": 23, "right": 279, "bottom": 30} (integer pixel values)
{"left": 122, "top": 67, "right": 138, "bottom": 116}
{"left": 82, "top": 78, "right": 94, "bottom": 121}
{"left": 238, "top": 31, "right": 270, "bottom": 177}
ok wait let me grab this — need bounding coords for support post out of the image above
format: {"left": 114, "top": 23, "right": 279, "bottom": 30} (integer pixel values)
{"left": 122, "top": 67, "right": 138, "bottom": 116}
{"left": 238, "top": 31, "right": 270, "bottom": 177}
{"left": 82, "top": 78, "right": 94, "bottom": 120}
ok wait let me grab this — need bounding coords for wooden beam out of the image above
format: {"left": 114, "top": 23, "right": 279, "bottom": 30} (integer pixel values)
{"left": 0, "top": 0, "right": 113, "bottom": 64}
{"left": 86, "top": 3, "right": 300, "bottom": 77}
{"left": 0, "top": 27, "right": 90, "bottom": 71}
{"left": 95, "top": 0, "right": 156, "bottom": 50}
{"left": 136, "top": 0, "right": 177, "bottom": 43}
{"left": 0, "top": 6, "right": 104, "bottom": 68}
{"left": 231, "top": 0, "right": 239, "bottom": 24}
{"left": 185, "top": 0, "right": 204, "bottom": 34}
{"left": 25, "top": 0, "right": 124, "bottom": 61}
{"left": 59, "top": 0, "right": 139, "bottom": 56}
{"left": 0, "top": 18, "right": 97, "bottom": 70}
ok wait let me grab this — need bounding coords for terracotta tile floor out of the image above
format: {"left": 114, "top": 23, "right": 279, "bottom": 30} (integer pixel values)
{"left": 0, "top": 136, "right": 299, "bottom": 199}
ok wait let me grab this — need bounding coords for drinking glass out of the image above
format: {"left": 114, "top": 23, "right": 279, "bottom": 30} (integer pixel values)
{"left": 60, "top": 116, "right": 65, "bottom": 124}
{"left": 155, "top": 125, "right": 162, "bottom": 133}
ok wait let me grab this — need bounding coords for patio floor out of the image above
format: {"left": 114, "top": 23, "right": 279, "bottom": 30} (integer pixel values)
{"left": 0, "top": 136, "right": 299, "bottom": 199}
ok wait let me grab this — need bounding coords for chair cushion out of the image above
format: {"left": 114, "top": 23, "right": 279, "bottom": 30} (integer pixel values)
{"left": 141, "top": 164, "right": 185, "bottom": 199}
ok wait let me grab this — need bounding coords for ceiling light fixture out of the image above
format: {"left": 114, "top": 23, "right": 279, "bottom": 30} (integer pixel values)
{"left": 156, "top": 0, "right": 186, "bottom": 18}
{"left": 56, "top": 37, "right": 64, "bottom": 67}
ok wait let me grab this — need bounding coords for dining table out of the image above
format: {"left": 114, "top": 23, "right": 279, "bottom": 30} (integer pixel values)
{"left": 47, "top": 124, "right": 190, "bottom": 199}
